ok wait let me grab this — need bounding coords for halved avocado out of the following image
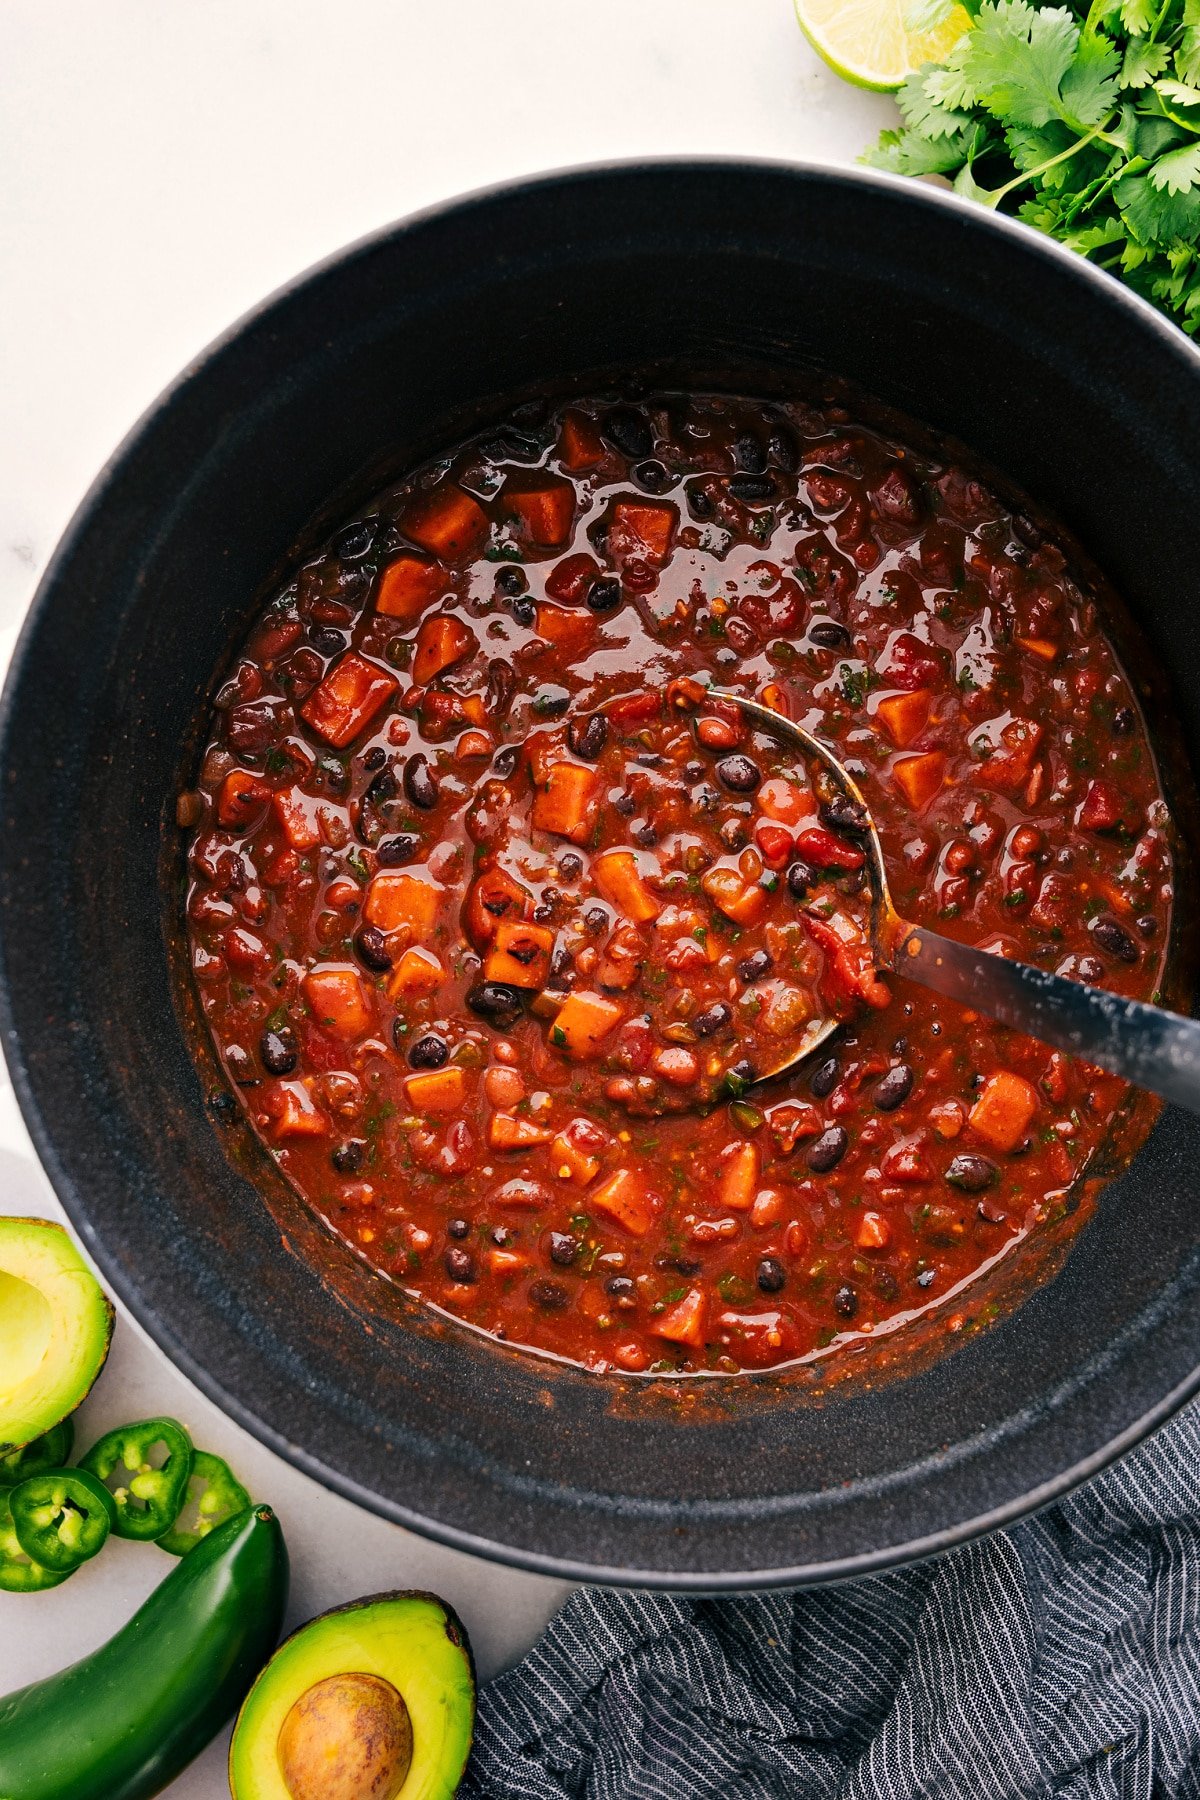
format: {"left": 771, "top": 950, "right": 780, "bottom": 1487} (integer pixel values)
{"left": 229, "top": 1590, "right": 476, "bottom": 1800}
{"left": 0, "top": 1218, "right": 114, "bottom": 1453}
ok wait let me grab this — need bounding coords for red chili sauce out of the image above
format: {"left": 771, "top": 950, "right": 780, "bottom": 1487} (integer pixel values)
{"left": 182, "top": 393, "right": 1172, "bottom": 1374}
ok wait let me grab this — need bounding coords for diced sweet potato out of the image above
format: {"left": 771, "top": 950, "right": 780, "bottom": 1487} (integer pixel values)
{"left": 550, "top": 1118, "right": 609, "bottom": 1186}
{"left": 401, "top": 486, "right": 489, "bottom": 560}
{"left": 405, "top": 1066, "right": 467, "bottom": 1115}
{"left": 557, "top": 410, "right": 605, "bottom": 471}
{"left": 718, "top": 1141, "right": 760, "bottom": 1213}
{"left": 386, "top": 946, "right": 444, "bottom": 999}
{"left": 652, "top": 1287, "right": 706, "bottom": 1348}
{"left": 364, "top": 871, "right": 443, "bottom": 940}
{"left": 302, "top": 967, "right": 373, "bottom": 1040}
{"left": 267, "top": 1078, "right": 330, "bottom": 1139}
{"left": 756, "top": 778, "right": 810, "bottom": 826}
{"left": 608, "top": 500, "right": 677, "bottom": 568}
{"left": 701, "top": 866, "right": 767, "bottom": 927}
{"left": 892, "top": 750, "right": 947, "bottom": 811}
{"left": 487, "top": 1247, "right": 529, "bottom": 1275}
{"left": 488, "top": 1113, "right": 554, "bottom": 1150}
{"left": 977, "top": 717, "right": 1042, "bottom": 794}
{"left": 374, "top": 554, "right": 448, "bottom": 622}
{"left": 875, "top": 688, "right": 932, "bottom": 749}
{"left": 531, "top": 761, "right": 602, "bottom": 844}
{"left": 272, "top": 786, "right": 321, "bottom": 851}
{"left": 300, "top": 653, "right": 398, "bottom": 749}
{"left": 550, "top": 990, "right": 624, "bottom": 1058}
{"left": 969, "top": 1070, "right": 1038, "bottom": 1153}
{"left": 463, "top": 867, "right": 531, "bottom": 948}
{"left": 1017, "top": 636, "right": 1060, "bottom": 663}
{"left": 507, "top": 477, "right": 575, "bottom": 547}
{"left": 217, "top": 769, "right": 270, "bottom": 828}
{"left": 855, "top": 1211, "right": 891, "bottom": 1250}
{"left": 412, "top": 614, "right": 479, "bottom": 686}
{"left": 534, "top": 604, "right": 599, "bottom": 654}
{"left": 592, "top": 849, "right": 662, "bottom": 923}
{"left": 590, "top": 1167, "right": 656, "bottom": 1236}
{"left": 484, "top": 919, "right": 556, "bottom": 989}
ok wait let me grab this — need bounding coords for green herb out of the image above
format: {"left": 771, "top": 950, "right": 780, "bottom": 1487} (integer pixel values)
{"left": 263, "top": 746, "right": 291, "bottom": 778}
{"left": 346, "top": 847, "right": 371, "bottom": 883}
{"left": 860, "top": 0, "right": 1200, "bottom": 335}
{"left": 839, "top": 663, "right": 868, "bottom": 707}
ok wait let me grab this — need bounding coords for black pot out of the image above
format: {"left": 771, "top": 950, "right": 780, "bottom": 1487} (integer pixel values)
{"left": 3, "top": 161, "right": 1199, "bottom": 1588}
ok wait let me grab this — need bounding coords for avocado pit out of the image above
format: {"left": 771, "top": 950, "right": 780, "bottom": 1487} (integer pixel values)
{"left": 277, "top": 1672, "right": 412, "bottom": 1800}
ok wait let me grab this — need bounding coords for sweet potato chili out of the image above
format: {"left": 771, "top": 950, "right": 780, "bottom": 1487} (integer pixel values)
{"left": 182, "top": 393, "right": 1172, "bottom": 1374}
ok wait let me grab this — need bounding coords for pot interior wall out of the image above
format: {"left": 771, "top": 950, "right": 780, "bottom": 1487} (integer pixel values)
{"left": 3, "top": 163, "right": 1200, "bottom": 1583}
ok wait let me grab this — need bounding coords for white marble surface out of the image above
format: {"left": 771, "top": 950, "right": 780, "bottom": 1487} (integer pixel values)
{"left": 0, "top": 3, "right": 894, "bottom": 1789}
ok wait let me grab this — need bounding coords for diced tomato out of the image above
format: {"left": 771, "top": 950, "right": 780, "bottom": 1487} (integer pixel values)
{"left": 605, "top": 691, "right": 663, "bottom": 729}
{"left": 714, "top": 1309, "right": 801, "bottom": 1368}
{"left": 463, "top": 867, "right": 531, "bottom": 949}
{"left": 855, "top": 1211, "right": 891, "bottom": 1250}
{"left": 794, "top": 827, "right": 864, "bottom": 871}
{"left": 300, "top": 653, "right": 398, "bottom": 749}
{"left": 805, "top": 913, "right": 891, "bottom": 1012}
{"left": 607, "top": 500, "right": 677, "bottom": 568}
{"left": 874, "top": 689, "right": 932, "bottom": 749}
{"left": 484, "top": 919, "right": 556, "bottom": 989}
{"left": 374, "top": 555, "right": 448, "bottom": 622}
{"left": 302, "top": 967, "right": 373, "bottom": 1040}
{"left": 217, "top": 769, "right": 271, "bottom": 828}
{"left": 969, "top": 1071, "right": 1039, "bottom": 1153}
{"left": 1077, "top": 778, "right": 1126, "bottom": 833}
{"left": 550, "top": 991, "right": 624, "bottom": 1058}
{"left": 531, "top": 761, "right": 602, "bottom": 844}
{"left": 878, "top": 631, "right": 944, "bottom": 692}
{"left": 754, "top": 822, "right": 793, "bottom": 868}
{"left": 412, "top": 615, "right": 478, "bottom": 687}
{"left": 557, "top": 410, "right": 605, "bottom": 470}
{"left": 881, "top": 1140, "right": 933, "bottom": 1183}
{"left": 892, "top": 751, "right": 947, "bottom": 812}
{"left": 273, "top": 787, "right": 321, "bottom": 851}
{"left": 652, "top": 1288, "right": 706, "bottom": 1348}
{"left": 402, "top": 486, "right": 489, "bottom": 560}
{"left": 506, "top": 477, "right": 575, "bottom": 547}
{"left": 976, "top": 718, "right": 1042, "bottom": 794}
{"left": 544, "top": 553, "right": 600, "bottom": 604}
{"left": 592, "top": 849, "right": 661, "bottom": 923}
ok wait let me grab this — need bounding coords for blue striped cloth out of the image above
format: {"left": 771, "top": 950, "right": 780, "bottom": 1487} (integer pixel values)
{"left": 465, "top": 1402, "right": 1200, "bottom": 1798}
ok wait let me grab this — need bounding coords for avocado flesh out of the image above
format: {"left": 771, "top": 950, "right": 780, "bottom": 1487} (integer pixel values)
{"left": 230, "top": 1591, "right": 476, "bottom": 1800}
{"left": 0, "top": 1218, "right": 113, "bottom": 1452}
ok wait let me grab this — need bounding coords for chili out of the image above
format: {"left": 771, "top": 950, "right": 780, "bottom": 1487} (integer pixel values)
{"left": 0, "top": 1418, "right": 74, "bottom": 1491}
{"left": 79, "top": 1416, "right": 194, "bottom": 1542}
{"left": 0, "top": 1491, "right": 70, "bottom": 1593}
{"left": 157, "top": 1450, "right": 250, "bottom": 1557}
{"left": 9, "top": 1467, "right": 115, "bottom": 1573}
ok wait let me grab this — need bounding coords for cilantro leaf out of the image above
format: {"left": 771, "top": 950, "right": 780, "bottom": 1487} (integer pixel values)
{"left": 1122, "top": 39, "right": 1172, "bottom": 87}
{"left": 1117, "top": 168, "right": 1200, "bottom": 240}
{"left": 962, "top": 2, "right": 1080, "bottom": 127}
{"left": 898, "top": 67, "right": 977, "bottom": 135}
{"left": 1150, "top": 143, "right": 1200, "bottom": 192}
{"left": 864, "top": 124, "right": 979, "bottom": 174}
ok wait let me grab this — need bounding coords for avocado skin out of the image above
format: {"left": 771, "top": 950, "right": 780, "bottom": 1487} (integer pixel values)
{"left": 230, "top": 1588, "right": 476, "bottom": 1800}
{"left": 0, "top": 1503, "right": 288, "bottom": 1800}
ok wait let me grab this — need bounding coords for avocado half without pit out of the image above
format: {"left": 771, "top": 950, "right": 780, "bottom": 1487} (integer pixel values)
{"left": 0, "top": 1217, "right": 113, "bottom": 1453}
{"left": 229, "top": 1590, "right": 476, "bottom": 1800}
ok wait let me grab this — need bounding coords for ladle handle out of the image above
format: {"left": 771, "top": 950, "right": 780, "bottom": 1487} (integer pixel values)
{"left": 897, "top": 926, "right": 1200, "bottom": 1115}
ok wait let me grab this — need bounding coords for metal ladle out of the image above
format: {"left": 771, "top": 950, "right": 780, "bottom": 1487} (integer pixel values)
{"left": 708, "top": 690, "right": 1200, "bottom": 1112}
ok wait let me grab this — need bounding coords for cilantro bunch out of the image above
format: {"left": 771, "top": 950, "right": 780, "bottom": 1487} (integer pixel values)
{"left": 865, "top": 0, "right": 1200, "bottom": 333}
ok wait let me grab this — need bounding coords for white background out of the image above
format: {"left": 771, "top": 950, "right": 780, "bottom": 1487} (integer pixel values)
{"left": 0, "top": 4, "right": 893, "bottom": 1790}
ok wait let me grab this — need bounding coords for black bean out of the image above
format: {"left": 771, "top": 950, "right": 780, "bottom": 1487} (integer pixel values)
{"left": 603, "top": 407, "right": 653, "bottom": 459}
{"left": 548, "top": 1233, "right": 579, "bottom": 1267}
{"left": 584, "top": 906, "right": 609, "bottom": 934}
{"left": 308, "top": 625, "right": 346, "bottom": 657}
{"left": 364, "top": 767, "right": 399, "bottom": 807}
{"left": 511, "top": 597, "right": 536, "bottom": 627}
{"left": 631, "top": 820, "right": 658, "bottom": 847}
{"left": 633, "top": 459, "right": 672, "bottom": 494}
{"left": 787, "top": 860, "right": 817, "bottom": 899}
{"left": 687, "top": 483, "right": 716, "bottom": 519}
{"left": 807, "top": 1126, "right": 849, "bottom": 1172}
{"left": 1077, "top": 954, "right": 1105, "bottom": 983}
{"left": 315, "top": 755, "right": 350, "bottom": 796}
{"left": 715, "top": 754, "right": 761, "bottom": 794}
{"left": 1136, "top": 913, "right": 1158, "bottom": 938}
{"left": 1091, "top": 915, "right": 1139, "bottom": 964}
{"left": 568, "top": 713, "right": 609, "bottom": 760}
{"left": 491, "top": 1225, "right": 514, "bottom": 1247}
{"left": 694, "top": 785, "right": 723, "bottom": 818}
{"left": 260, "top": 1028, "right": 298, "bottom": 1076}
{"left": 605, "top": 1275, "right": 637, "bottom": 1303}
{"left": 558, "top": 852, "right": 583, "bottom": 881}
{"left": 529, "top": 1279, "right": 569, "bottom": 1310}
{"left": 376, "top": 833, "right": 418, "bottom": 866}
{"left": 362, "top": 745, "right": 387, "bottom": 771}
{"left": 354, "top": 925, "right": 392, "bottom": 971}
{"left": 533, "top": 685, "right": 571, "bottom": 717}
{"left": 916, "top": 1267, "right": 936, "bottom": 1288}
{"left": 946, "top": 1154, "right": 998, "bottom": 1192}
{"left": 444, "top": 1247, "right": 477, "bottom": 1284}
{"left": 819, "top": 793, "right": 867, "bottom": 835}
{"left": 738, "top": 949, "right": 773, "bottom": 984}
{"left": 874, "top": 1064, "right": 915, "bottom": 1111}
{"left": 587, "top": 577, "right": 622, "bottom": 613}
{"left": 447, "top": 1217, "right": 470, "bottom": 1239}
{"left": 226, "top": 1045, "right": 255, "bottom": 1084}
{"left": 728, "top": 1059, "right": 758, "bottom": 1088}
{"left": 332, "top": 1139, "right": 366, "bottom": 1174}
{"left": 404, "top": 754, "right": 439, "bottom": 810}
{"left": 693, "top": 1002, "right": 733, "bottom": 1038}
{"left": 756, "top": 1256, "right": 786, "bottom": 1294}
{"left": 486, "top": 658, "right": 517, "bottom": 719}
{"left": 809, "top": 1056, "right": 839, "bottom": 1098}
{"left": 808, "top": 618, "right": 853, "bottom": 650}
{"left": 727, "top": 475, "right": 775, "bottom": 502}
{"left": 614, "top": 790, "right": 637, "bottom": 816}
{"left": 492, "top": 744, "right": 520, "bottom": 778}
{"left": 1112, "top": 706, "right": 1136, "bottom": 734}
{"left": 833, "top": 1284, "right": 858, "bottom": 1319}
{"left": 732, "top": 432, "right": 767, "bottom": 474}
{"left": 333, "top": 520, "right": 375, "bottom": 561}
{"left": 549, "top": 943, "right": 574, "bottom": 984}
{"left": 466, "top": 981, "right": 526, "bottom": 1027}
{"left": 767, "top": 426, "right": 799, "bottom": 473}
{"left": 408, "top": 1032, "right": 449, "bottom": 1069}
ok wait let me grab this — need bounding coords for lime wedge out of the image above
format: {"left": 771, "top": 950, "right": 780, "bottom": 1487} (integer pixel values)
{"left": 794, "top": 0, "right": 972, "bottom": 92}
